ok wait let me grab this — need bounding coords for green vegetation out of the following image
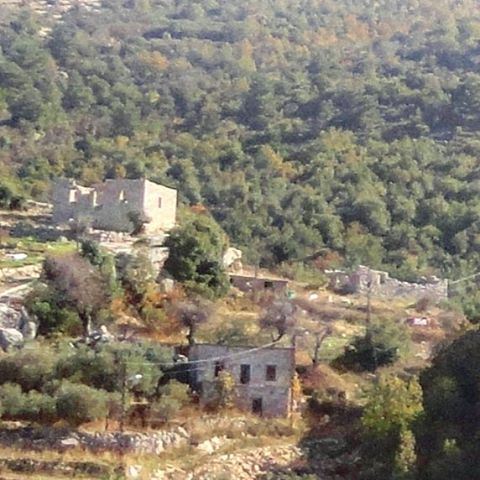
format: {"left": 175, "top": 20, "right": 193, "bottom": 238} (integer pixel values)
{"left": 333, "top": 319, "right": 411, "bottom": 372}
{"left": 0, "top": 236, "right": 75, "bottom": 269}
{"left": 1, "top": 1, "right": 480, "bottom": 278}
{"left": 361, "top": 376, "right": 422, "bottom": 479}
{"left": 0, "top": 341, "right": 174, "bottom": 427}
{"left": 164, "top": 213, "right": 229, "bottom": 298}
{"left": 415, "top": 330, "right": 480, "bottom": 480}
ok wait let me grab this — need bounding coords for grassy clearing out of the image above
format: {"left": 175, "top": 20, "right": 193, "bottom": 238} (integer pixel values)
{"left": 0, "top": 237, "right": 75, "bottom": 269}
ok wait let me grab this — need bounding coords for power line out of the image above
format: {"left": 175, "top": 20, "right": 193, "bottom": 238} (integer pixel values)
{"left": 126, "top": 340, "right": 283, "bottom": 368}
{"left": 449, "top": 271, "right": 480, "bottom": 286}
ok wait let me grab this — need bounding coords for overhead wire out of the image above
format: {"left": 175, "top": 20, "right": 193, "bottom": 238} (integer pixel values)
{"left": 125, "top": 340, "right": 284, "bottom": 368}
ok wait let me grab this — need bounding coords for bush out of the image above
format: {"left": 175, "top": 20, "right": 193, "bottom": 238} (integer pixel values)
{"left": 0, "top": 179, "right": 25, "bottom": 210}
{"left": 56, "top": 382, "right": 109, "bottom": 427}
{"left": 333, "top": 319, "right": 410, "bottom": 372}
{"left": 0, "top": 383, "right": 55, "bottom": 424}
{"left": 0, "top": 346, "right": 56, "bottom": 391}
{"left": 151, "top": 380, "right": 191, "bottom": 423}
{"left": 0, "top": 383, "right": 23, "bottom": 418}
{"left": 25, "top": 287, "right": 83, "bottom": 337}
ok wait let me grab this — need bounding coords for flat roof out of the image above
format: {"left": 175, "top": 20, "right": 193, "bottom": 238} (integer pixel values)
{"left": 229, "top": 272, "right": 289, "bottom": 282}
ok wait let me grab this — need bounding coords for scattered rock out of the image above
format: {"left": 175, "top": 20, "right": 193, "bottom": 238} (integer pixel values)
{"left": 196, "top": 436, "right": 225, "bottom": 454}
{"left": 0, "top": 304, "right": 22, "bottom": 329}
{"left": 126, "top": 464, "right": 142, "bottom": 478}
{"left": 60, "top": 437, "right": 80, "bottom": 448}
{"left": 0, "top": 327, "right": 24, "bottom": 351}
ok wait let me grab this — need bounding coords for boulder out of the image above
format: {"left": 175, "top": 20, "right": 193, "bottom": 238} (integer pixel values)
{"left": 60, "top": 437, "right": 80, "bottom": 448}
{"left": 20, "top": 321, "right": 38, "bottom": 341}
{"left": 0, "top": 304, "right": 21, "bottom": 329}
{"left": 0, "top": 328, "right": 24, "bottom": 351}
{"left": 196, "top": 436, "right": 224, "bottom": 454}
{"left": 18, "top": 308, "right": 37, "bottom": 341}
{"left": 223, "top": 247, "right": 242, "bottom": 270}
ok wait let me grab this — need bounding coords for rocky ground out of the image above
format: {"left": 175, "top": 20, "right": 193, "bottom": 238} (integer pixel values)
{"left": 149, "top": 444, "right": 304, "bottom": 480}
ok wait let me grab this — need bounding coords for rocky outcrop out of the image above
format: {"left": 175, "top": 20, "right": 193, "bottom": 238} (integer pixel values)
{"left": 0, "top": 265, "right": 41, "bottom": 283}
{"left": 0, "top": 327, "right": 24, "bottom": 351}
{"left": 0, "top": 303, "right": 37, "bottom": 349}
{"left": 0, "top": 304, "right": 22, "bottom": 329}
{"left": 150, "top": 444, "right": 303, "bottom": 480}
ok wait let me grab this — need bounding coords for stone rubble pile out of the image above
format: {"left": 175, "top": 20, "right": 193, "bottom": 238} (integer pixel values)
{"left": 150, "top": 444, "right": 303, "bottom": 480}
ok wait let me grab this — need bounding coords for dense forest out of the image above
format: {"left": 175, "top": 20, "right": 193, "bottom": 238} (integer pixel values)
{"left": 2, "top": 0, "right": 480, "bottom": 279}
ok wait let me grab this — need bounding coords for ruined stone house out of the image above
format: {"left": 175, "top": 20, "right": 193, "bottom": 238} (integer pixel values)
{"left": 52, "top": 178, "right": 177, "bottom": 235}
{"left": 229, "top": 270, "right": 289, "bottom": 295}
{"left": 327, "top": 265, "right": 449, "bottom": 301}
{"left": 187, "top": 344, "right": 295, "bottom": 417}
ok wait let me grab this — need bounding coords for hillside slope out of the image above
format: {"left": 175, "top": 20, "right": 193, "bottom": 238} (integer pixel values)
{"left": 1, "top": 0, "right": 480, "bottom": 278}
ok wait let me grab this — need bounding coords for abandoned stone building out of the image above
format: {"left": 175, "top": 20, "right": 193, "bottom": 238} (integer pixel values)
{"left": 52, "top": 178, "right": 177, "bottom": 235}
{"left": 229, "top": 270, "right": 289, "bottom": 295}
{"left": 187, "top": 344, "right": 295, "bottom": 417}
{"left": 327, "top": 265, "right": 449, "bottom": 301}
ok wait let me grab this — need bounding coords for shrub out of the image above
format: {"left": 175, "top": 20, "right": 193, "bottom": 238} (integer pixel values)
{"left": 21, "top": 390, "right": 57, "bottom": 424}
{"left": 0, "top": 346, "right": 56, "bottom": 391}
{"left": 56, "top": 382, "right": 109, "bottom": 427}
{"left": 150, "top": 380, "right": 191, "bottom": 422}
{"left": 25, "top": 286, "right": 83, "bottom": 337}
{"left": 0, "top": 383, "right": 23, "bottom": 418}
{"left": 333, "top": 319, "right": 410, "bottom": 372}
{"left": 55, "top": 343, "right": 167, "bottom": 397}
{"left": 0, "top": 179, "right": 25, "bottom": 210}
{"left": 415, "top": 296, "right": 432, "bottom": 313}
{"left": 214, "top": 371, "right": 236, "bottom": 409}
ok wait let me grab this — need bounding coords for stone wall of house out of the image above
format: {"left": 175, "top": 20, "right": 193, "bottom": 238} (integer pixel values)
{"left": 229, "top": 275, "right": 289, "bottom": 294}
{"left": 328, "top": 265, "right": 449, "bottom": 301}
{"left": 93, "top": 179, "right": 146, "bottom": 232}
{"left": 51, "top": 178, "right": 177, "bottom": 234}
{"left": 51, "top": 179, "right": 96, "bottom": 225}
{"left": 188, "top": 344, "right": 295, "bottom": 417}
{"left": 143, "top": 179, "right": 177, "bottom": 233}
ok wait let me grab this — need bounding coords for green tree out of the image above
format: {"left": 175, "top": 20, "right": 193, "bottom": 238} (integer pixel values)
{"left": 334, "top": 319, "right": 410, "bottom": 372}
{"left": 415, "top": 330, "right": 480, "bottom": 480}
{"left": 164, "top": 214, "right": 229, "bottom": 299}
{"left": 361, "top": 375, "right": 422, "bottom": 479}
{"left": 55, "top": 382, "right": 109, "bottom": 427}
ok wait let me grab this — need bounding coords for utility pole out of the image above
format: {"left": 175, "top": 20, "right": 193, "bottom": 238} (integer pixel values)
{"left": 365, "top": 268, "right": 378, "bottom": 376}
{"left": 118, "top": 352, "right": 127, "bottom": 433}
{"left": 366, "top": 268, "right": 372, "bottom": 326}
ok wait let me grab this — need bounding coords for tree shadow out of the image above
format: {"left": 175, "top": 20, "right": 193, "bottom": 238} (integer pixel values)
{"left": 260, "top": 400, "right": 364, "bottom": 479}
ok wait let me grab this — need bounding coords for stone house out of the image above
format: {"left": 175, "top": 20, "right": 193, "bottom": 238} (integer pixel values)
{"left": 229, "top": 271, "right": 289, "bottom": 294}
{"left": 52, "top": 178, "right": 177, "bottom": 235}
{"left": 187, "top": 344, "right": 295, "bottom": 417}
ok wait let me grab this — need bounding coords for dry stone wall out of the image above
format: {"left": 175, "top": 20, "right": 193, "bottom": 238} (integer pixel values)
{"left": 328, "top": 265, "right": 449, "bottom": 301}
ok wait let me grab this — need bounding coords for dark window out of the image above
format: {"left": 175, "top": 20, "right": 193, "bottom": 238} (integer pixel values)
{"left": 252, "top": 398, "right": 263, "bottom": 415}
{"left": 240, "top": 364, "right": 250, "bottom": 384}
{"left": 158, "top": 197, "right": 162, "bottom": 208}
{"left": 264, "top": 281, "right": 274, "bottom": 288}
{"left": 266, "top": 365, "right": 277, "bottom": 381}
{"left": 214, "top": 361, "right": 224, "bottom": 377}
